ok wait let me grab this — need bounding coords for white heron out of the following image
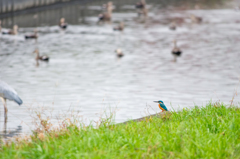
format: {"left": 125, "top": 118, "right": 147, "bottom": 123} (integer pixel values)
{"left": 0, "top": 80, "right": 23, "bottom": 115}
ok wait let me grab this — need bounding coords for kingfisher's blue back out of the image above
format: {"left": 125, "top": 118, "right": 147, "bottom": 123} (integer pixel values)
{"left": 154, "top": 100, "right": 168, "bottom": 111}
{"left": 159, "top": 102, "right": 168, "bottom": 111}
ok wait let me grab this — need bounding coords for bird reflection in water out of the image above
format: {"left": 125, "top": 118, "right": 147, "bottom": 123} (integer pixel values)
{"left": 0, "top": 123, "right": 22, "bottom": 141}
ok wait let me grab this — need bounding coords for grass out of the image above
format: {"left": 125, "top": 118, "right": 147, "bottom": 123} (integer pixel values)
{"left": 1, "top": 102, "right": 240, "bottom": 158}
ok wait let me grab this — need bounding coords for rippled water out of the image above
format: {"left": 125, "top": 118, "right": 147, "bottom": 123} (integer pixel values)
{"left": 0, "top": 3, "right": 240, "bottom": 137}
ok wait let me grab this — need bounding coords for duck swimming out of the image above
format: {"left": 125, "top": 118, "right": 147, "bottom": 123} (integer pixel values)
{"left": 59, "top": 18, "right": 68, "bottom": 29}
{"left": 136, "top": 0, "right": 146, "bottom": 9}
{"left": 2, "top": 25, "right": 18, "bottom": 35}
{"left": 190, "top": 14, "right": 202, "bottom": 24}
{"left": 136, "top": 0, "right": 148, "bottom": 18}
{"left": 113, "top": 22, "right": 124, "bottom": 31}
{"left": 25, "top": 29, "right": 38, "bottom": 39}
{"left": 102, "top": 1, "right": 113, "bottom": 11}
{"left": 115, "top": 49, "right": 124, "bottom": 58}
{"left": 98, "top": 13, "right": 112, "bottom": 22}
{"left": 33, "top": 49, "right": 49, "bottom": 61}
{"left": 154, "top": 100, "right": 168, "bottom": 112}
{"left": 172, "top": 40, "right": 182, "bottom": 62}
{"left": 169, "top": 22, "right": 177, "bottom": 30}
{"left": 98, "top": 1, "right": 113, "bottom": 23}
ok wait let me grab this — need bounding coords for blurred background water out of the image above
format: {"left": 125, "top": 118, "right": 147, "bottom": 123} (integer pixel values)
{"left": 0, "top": 0, "right": 240, "bottom": 138}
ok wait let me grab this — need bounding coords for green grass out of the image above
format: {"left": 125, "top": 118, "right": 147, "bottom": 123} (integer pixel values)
{"left": 1, "top": 102, "right": 240, "bottom": 158}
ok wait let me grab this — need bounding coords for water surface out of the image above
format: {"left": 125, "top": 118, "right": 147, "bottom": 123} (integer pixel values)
{"left": 0, "top": 2, "right": 240, "bottom": 137}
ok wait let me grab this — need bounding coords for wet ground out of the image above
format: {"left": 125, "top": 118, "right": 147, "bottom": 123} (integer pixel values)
{"left": 0, "top": 1, "right": 240, "bottom": 138}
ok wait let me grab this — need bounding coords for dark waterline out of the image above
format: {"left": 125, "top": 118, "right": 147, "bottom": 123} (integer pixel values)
{"left": 0, "top": 0, "right": 231, "bottom": 28}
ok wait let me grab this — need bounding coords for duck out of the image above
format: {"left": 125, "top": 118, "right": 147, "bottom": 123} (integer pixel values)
{"left": 25, "top": 29, "right": 38, "bottom": 39}
{"left": 115, "top": 49, "right": 124, "bottom": 58}
{"left": 113, "top": 22, "right": 124, "bottom": 31}
{"left": 136, "top": 0, "right": 146, "bottom": 9}
{"left": 190, "top": 14, "right": 202, "bottom": 24}
{"left": 98, "top": 2, "right": 113, "bottom": 23}
{"left": 2, "top": 25, "right": 18, "bottom": 35}
{"left": 136, "top": 0, "right": 148, "bottom": 18}
{"left": 105, "top": 1, "right": 113, "bottom": 12}
{"left": 154, "top": 100, "right": 168, "bottom": 112}
{"left": 137, "top": 7, "right": 148, "bottom": 18}
{"left": 59, "top": 18, "right": 68, "bottom": 29}
{"left": 98, "top": 13, "right": 112, "bottom": 22}
{"left": 169, "top": 22, "right": 177, "bottom": 30}
{"left": 33, "top": 49, "right": 49, "bottom": 61}
{"left": 172, "top": 40, "right": 182, "bottom": 62}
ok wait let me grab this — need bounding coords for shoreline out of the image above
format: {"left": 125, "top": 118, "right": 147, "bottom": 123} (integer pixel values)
{"left": 1, "top": 103, "right": 240, "bottom": 158}
{"left": 119, "top": 111, "right": 172, "bottom": 125}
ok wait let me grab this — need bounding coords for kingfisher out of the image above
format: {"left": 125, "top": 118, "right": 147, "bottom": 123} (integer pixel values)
{"left": 154, "top": 100, "right": 168, "bottom": 112}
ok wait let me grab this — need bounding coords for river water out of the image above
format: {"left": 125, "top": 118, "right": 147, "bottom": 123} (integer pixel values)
{"left": 0, "top": 1, "right": 240, "bottom": 138}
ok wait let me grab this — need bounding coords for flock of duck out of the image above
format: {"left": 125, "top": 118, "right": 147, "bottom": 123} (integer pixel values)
{"left": 0, "top": 0, "right": 204, "bottom": 121}
{"left": 95, "top": 0, "right": 204, "bottom": 61}
{"left": 0, "top": 17, "right": 67, "bottom": 65}
{"left": 0, "top": 0, "right": 203, "bottom": 62}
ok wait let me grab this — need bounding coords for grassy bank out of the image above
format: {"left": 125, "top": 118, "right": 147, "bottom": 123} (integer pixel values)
{"left": 1, "top": 102, "right": 240, "bottom": 158}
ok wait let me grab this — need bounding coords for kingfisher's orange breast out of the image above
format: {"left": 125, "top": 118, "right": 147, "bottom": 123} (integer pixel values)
{"left": 159, "top": 104, "right": 165, "bottom": 111}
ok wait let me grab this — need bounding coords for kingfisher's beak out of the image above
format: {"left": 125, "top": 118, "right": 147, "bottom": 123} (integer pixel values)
{"left": 153, "top": 101, "right": 159, "bottom": 103}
